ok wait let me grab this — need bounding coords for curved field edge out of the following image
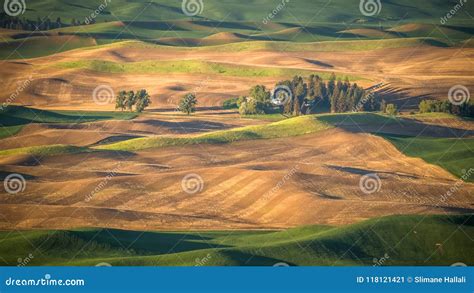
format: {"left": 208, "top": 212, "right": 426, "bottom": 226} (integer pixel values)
{"left": 51, "top": 59, "right": 364, "bottom": 80}
{"left": 0, "top": 214, "right": 472, "bottom": 266}
{"left": 1, "top": 112, "right": 472, "bottom": 182}
{"left": 0, "top": 36, "right": 452, "bottom": 60}
{"left": 383, "top": 135, "right": 474, "bottom": 182}
{"left": 95, "top": 115, "right": 336, "bottom": 152}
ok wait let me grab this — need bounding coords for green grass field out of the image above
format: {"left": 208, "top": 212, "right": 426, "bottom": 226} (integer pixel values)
{"left": 96, "top": 114, "right": 334, "bottom": 151}
{"left": 0, "top": 105, "right": 137, "bottom": 126}
{"left": 384, "top": 135, "right": 474, "bottom": 182}
{"left": 53, "top": 59, "right": 363, "bottom": 80}
{"left": 0, "top": 106, "right": 137, "bottom": 139}
{"left": 15, "top": 0, "right": 474, "bottom": 26}
{"left": 1, "top": 214, "right": 472, "bottom": 266}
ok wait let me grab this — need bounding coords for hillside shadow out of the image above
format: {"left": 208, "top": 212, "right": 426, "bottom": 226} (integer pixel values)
{"left": 68, "top": 229, "right": 231, "bottom": 255}
{"left": 135, "top": 119, "right": 235, "bottom": 133}
{"left": 326, "top": 165, "right": 420, "bottom": 179}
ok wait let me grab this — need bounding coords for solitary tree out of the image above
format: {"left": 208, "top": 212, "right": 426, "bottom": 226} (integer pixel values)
{"left": 115, "top": 90, "right": 127, "bottom": 111}
{"left": 385, "top": 104, "right": 398, "bottom": 116}
{"left": 135, "top": 89, "right": 152, "bottom": 112}
{"left": 179, "top": 93, "right": 197, "bottom": 115}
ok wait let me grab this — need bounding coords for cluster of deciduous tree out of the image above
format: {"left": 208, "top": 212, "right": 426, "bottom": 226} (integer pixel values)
{"left": 236, "top": 73, "right": 376, "bottom": 116}
{"left": 115, "top": 89, "right": 151, "bottom": 112}
{"left": 419, "top": 99, "right": 473, "bottom": 117}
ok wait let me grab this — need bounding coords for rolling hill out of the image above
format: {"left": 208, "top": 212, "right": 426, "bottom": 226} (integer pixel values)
{"left": 1, "top": 214, "right": 472, "bottom": 266}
